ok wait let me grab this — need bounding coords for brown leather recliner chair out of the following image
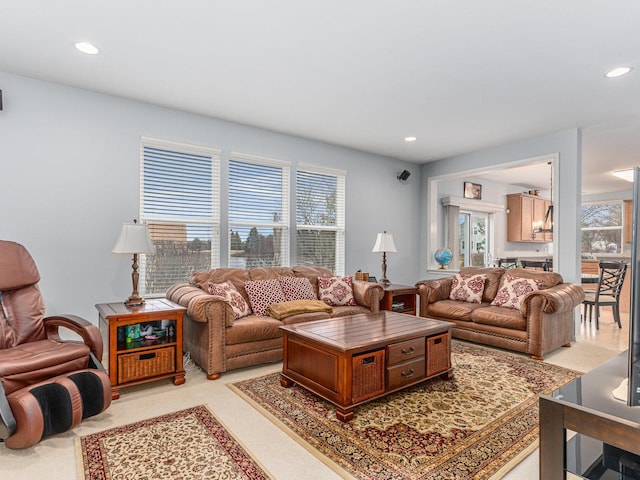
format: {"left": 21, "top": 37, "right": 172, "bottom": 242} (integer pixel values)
{"left": 0, "top": 240, "right": 111, "bottom": 449}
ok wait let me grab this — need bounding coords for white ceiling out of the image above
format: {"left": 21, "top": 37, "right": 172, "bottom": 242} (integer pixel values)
{"left": 1, "top": 1, "right": 639, "bottom": 195}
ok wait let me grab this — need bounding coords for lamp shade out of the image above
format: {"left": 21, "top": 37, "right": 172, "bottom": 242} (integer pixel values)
{"left": 372, "top": 231, "right": 398, "bottom": 253}
{"left": 112, "top": 221, "right": 155, "bottom": 255}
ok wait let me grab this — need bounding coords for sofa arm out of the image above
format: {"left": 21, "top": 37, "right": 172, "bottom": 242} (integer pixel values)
{"left": 43, "top": 314, "right": 104, "bottom": 362}
{"left": 166, "top": 283, "right": 235, "bottom": 327}
{"left": 415, "top": 278, "right": 454, "bottom": 316}
{"left": 521, "top": 283, "right": 585, "bottom": 317}
{"left": 352, "top": 281, "right": 384, "bottom": 312}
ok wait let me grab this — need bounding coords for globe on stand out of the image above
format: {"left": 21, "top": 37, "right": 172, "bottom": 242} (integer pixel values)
{"left": 434, "top": 248, "right": 453, "bottom": 270}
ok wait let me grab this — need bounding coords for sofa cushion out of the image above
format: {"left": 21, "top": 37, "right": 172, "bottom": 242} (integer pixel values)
{"left": 318, "top": 276, "right": 357, "bottom": 306}
{"left": 459, "top": 267, "right": 506, "bottom": 303}
{"left": 427, "top": 299, "right": 485, "bottom": 322}
{"left": 224, "top": 315, "right": 283, "bottom": 345}
{"left": 330, "top": 305, "right": 373, "bottom": 317}
{"left": 248, "top": 267, "right": 295, "bottom": 281}
{"left": 278, "top": 276, "right": 317, "bottom": 301}
{"left": 292, "top": 265, "right": 334, "bottom": 297}
{"left": 244, "top": 279, "right": 286, "bottom": 316}
{"left": 267, "top": 299, "right": 331, "bottom": 320}
{"left": 207, "top": 281, "right": 252, "bottom": 319}
{"left": 191, "top": 268, "right": 252, "bottom": 303}
{"left": 449, "top": 273, "right": 487, "bottom": 304}
{"left": 470, "top": 305, "right": 527, "bottom": 331}
{"left": 490, "top": 273, "right": 543, "bottom": 310}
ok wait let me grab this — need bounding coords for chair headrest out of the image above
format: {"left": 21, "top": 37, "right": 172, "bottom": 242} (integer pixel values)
{"left": 0, "top": 241, "right": 41, "bottom": 291}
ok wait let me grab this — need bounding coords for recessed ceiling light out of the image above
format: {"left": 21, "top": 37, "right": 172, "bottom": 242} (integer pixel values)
{"left": 605, "top": 67, "right": 632, "bottom": 78}
{"left": 404, "top": 136, "right": 417, "bottom": 142}
{"left": 611, "top": 169, "right": 635, "bottom": 182}
{"left": 74, "top": 42, "right": 100, "bottom": 55}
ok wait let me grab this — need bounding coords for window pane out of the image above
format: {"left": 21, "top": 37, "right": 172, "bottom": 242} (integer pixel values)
{"left": 229, "top": 225, "right": 286, "bottom": 269}
{"left": 144, "top": 223, "right": 215, "bottom": 293}
{"left": 297, "top": 229, "right": 337, "bottom": 269}
{"left": 297, "top": 171, "right": 337, "bottom": 226}
{"left": 581, "top": 229, "right": 623, "bottom": 254}
{"left": 581, "top": 203, "right": 623, "bottom": 228}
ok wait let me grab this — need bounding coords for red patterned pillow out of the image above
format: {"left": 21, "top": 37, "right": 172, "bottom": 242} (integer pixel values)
{"left": 278, "top": 276, "right": 317, "bottom": 301}
{"left": 244, "top": 279, "right": 286, "bottom": 316}
{"left": 207, "top": 281, "right": 252, "bottom": 319}
{"left": 490, "top": 274, "right": 544, "bottom": 310}
{"left": 318, "top": 276, "right": 357, "bottom": 306}
{"left": 449, "top": 273, "right": 488, "bottom": 304}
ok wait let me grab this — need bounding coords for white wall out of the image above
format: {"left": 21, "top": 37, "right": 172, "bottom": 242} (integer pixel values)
{"left": 0, "top": 71, "right": 420, "bottom": 324}
{"left": 419, "top": 129, "right": 582, "bottom": 284}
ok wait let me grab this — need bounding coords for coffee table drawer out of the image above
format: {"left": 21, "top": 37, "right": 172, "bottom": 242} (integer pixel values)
{"left": 387, "top": 337, "right": 425, "bottom": 366}
{"left": 387, "top": 358, "right": 425, "bottom": 390}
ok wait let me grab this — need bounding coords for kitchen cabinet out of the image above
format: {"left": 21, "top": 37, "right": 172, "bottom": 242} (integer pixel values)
{"left": 506, "top": 193, "right": 552, "bottom": 243}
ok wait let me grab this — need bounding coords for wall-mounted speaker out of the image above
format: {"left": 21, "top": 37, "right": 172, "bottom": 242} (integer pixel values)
{"left": 397, "top": 169, "right": 411, "bottom": 182}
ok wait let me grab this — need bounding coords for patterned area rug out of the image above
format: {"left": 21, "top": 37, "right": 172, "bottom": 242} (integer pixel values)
{"left": 75, "top": 404, "right": 273, "bottom": 480}
{"left": 229, "top": 341, "right": 580, "bottom": 480}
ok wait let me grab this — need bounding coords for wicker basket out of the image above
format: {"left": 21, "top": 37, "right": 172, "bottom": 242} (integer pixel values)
{"left": 117, "top": 347, "right": 175, "bottom": 384}
{"left": 426, "top": 333, "right": 450, "bottom": 377}
{"left": 351, "top": 349, "right": 385, "bottom": 402}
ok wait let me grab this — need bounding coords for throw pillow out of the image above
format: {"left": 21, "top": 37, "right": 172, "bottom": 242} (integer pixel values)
{"left": 244, "top": 279, "right": 286, "bottom": 316}
{"left": 278, "top": 276, "right": 317, "bottom": 301}
{"left": 207, "top": 281, "right": 252, "bottom": 319}
{"left": 449, "top": 273, "right": 488, "bottom": 304}
{"left": 490, "top": 274, "right": 544, "bottom": 310}
{"left": 318, "top": 276, "right": 357, "bottom": 306}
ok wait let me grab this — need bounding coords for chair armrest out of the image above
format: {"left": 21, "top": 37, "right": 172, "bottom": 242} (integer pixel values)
{"left": 166, "top": 283, "right": 235, "bottom": 327}
{"left": 43, "top": 314, "right": 103, "bottom": 362}
{"left": 0, "top": 381, "right": 16, "bottom": 440}
{"left": 352, "top": 281, "right": 384, "bottom": 312}
{"left": 521, "top": 283, "right": 585, "bottom": 317}
{"left": 415, "top": 278, "right": 454, "bottom": 316}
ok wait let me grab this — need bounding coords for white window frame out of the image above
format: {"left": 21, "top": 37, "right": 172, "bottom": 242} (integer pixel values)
{"left": 140, "top": 137, "right": 221, "bottom": 295}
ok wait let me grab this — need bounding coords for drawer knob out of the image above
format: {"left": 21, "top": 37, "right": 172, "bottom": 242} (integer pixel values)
{"left": 401, "top": 368, "right": 415, "bottom": 378}
{"left": 401, "top": 346, "right": 415, "bottom": 355}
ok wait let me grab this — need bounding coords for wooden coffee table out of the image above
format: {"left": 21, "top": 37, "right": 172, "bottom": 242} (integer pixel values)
{"left": 280, "top": 311, "right": 454, "bottom": 422}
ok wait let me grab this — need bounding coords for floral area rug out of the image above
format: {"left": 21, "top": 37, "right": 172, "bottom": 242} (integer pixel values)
{"left": 76, "top": 404, "right": 273, "bottom": 480}
{"left": 229, "top": 341, "right": 580, "bottom": 480}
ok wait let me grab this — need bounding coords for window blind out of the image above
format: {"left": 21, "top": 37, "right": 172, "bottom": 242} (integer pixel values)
{"left": 228, "top": 153, "right": 290, "bottom": 268}
{"left": 296, "top": 165, "right": 345, "bottom": 274}
{"left": 140, "top": 140, "right": 220, "bottom": 295}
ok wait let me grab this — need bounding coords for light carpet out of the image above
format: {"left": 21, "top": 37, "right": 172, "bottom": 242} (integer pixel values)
{"left": 75, "top": 404, "right": 273, "bottom": 480}
{"left": 229, "top": 341, "right": 580, "bottom": 480}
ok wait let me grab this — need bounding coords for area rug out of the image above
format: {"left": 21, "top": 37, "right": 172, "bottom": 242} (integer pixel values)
{"left": 229, "top": 341, "right": 580, "bottom": 480}
{"left": 76, "top": 404, "right": 273, "bottom": 480}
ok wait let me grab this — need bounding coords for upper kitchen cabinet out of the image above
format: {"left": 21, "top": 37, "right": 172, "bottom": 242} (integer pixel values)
{"left": 506, "top": 193, "right": 552, "bottom": 243}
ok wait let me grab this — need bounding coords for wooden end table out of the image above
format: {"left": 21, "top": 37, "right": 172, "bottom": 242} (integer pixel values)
{"left": 381, "top": 284, "right": 418, "bottom": 315}
{"left": 96, "top": 298, "right": 186, "bottom": 400}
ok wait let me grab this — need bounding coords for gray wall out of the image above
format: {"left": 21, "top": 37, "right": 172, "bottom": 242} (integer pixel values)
{"left": 420, "top": 129, "right": 582, "bottom": 284}
{"left": 0, "top": 71, "right": 420, "bottom": 324}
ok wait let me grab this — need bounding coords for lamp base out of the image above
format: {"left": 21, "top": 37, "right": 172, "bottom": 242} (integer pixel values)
{"left": 378, "top": 278, "right": 391, "bottom": 287}
{"left": 124, "top": 295, "right": 146, "bottom": 308}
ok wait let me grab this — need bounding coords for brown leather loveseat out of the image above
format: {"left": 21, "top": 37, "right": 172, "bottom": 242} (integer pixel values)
{"left": 167, "top": 265, "right": 383, "bottom": 379}
{"left": 415, "top": 267, "right": 584, "bottom": 359}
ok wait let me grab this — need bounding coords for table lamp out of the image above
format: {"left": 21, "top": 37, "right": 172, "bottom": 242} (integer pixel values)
{"left": 372, "top": 231, "right": 397, "bottom": 287}
{"left": 112, "top": 219, "right": 155, "bottom": 307}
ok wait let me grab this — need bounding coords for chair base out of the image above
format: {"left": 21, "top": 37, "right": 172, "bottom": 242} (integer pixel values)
{"left": 3, "top": 369, "right": 111, "bottom": 449}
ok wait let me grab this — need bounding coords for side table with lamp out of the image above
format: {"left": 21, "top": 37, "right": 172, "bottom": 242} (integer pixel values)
{"left": 97, "top": 220, "right": 186, "bottom": 399}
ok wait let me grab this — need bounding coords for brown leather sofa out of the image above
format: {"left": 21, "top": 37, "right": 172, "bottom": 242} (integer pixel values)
{"left": 415, "top": 267, "right": 584, "bottom": 360}
{"left": 166, "top": 265, "right": 383, "bottom": 379}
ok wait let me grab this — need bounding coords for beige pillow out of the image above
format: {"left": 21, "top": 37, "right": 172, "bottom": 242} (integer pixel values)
{"left": 449, "top": 273, "right": 488, "bottom": 304}
{"left": 267, "top": 299, "right": 332, "bottom": 320}
{"left": 490, "top": 274, "right": 543, "bottom": 310}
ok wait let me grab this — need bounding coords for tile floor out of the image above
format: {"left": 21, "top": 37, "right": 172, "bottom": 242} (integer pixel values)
{"left": 1, "top": 311, "right": 630, "bottom": 480}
